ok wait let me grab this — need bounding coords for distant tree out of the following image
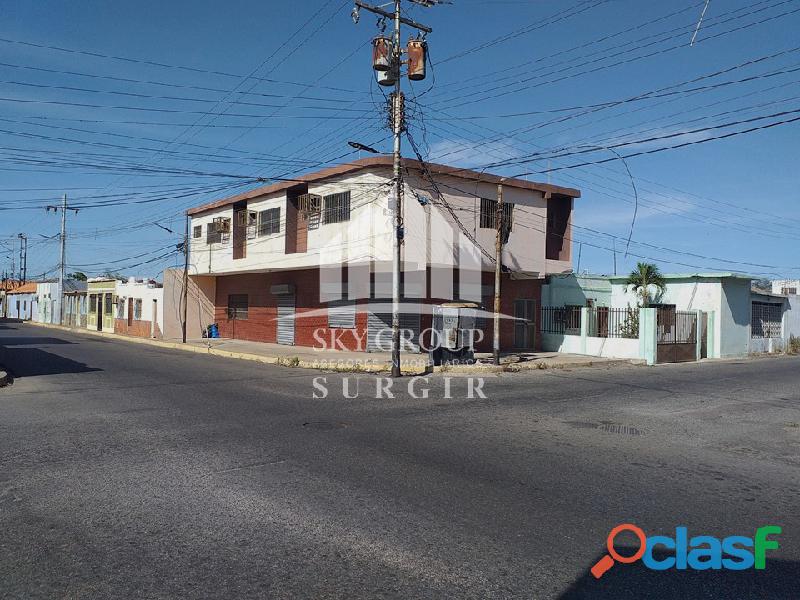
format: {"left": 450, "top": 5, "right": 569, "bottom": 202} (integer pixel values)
{"left": 101, "top": 270, "right": 126, "bottom": 280}
{"left": 625, "top": 262, "right": 666, "bottom": 307}
{"left": 67, "top": 271, "right": 87, "bottom": 281}
{"left": 753, "top": 278, "right": 772, "bottom": 292}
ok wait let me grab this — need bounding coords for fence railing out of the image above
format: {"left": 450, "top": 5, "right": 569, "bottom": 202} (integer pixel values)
{"left": 541, "top": 306, "right": 582, "bottom": 335}
{"left": 587, "top": 307, "right": 639, "bottom": 339}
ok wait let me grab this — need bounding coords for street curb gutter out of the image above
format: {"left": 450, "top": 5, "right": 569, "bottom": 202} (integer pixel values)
{"left": 23, "top": 321, "right": 416, "bottom": 374}
{"left": 23, "top": 321, "right": 638, "bottom": 375}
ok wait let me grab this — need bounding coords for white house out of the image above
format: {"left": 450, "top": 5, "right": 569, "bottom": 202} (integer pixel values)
{"left": 114, "top": 277, "right": 164, "bottom": 339}
{"left": 542, "top": 272, "right": 797, "bottom": 362}
{"left": 772, "top": 279, "right": 799, "bottom": 296}
{"left": 184, "top": 156, "right": 580, "bottom": 352}
{"left": 5, "top": 282, "right": 38, "bottom": 321}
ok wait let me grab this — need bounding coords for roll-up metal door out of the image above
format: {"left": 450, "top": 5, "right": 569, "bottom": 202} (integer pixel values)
{"left": 367, "top": 302, "right": 420, "bottom": 352}
{"left": 277, "top": 294, "right": 295, "bottom": 345}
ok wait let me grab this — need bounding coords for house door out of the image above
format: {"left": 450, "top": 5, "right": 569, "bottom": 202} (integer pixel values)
{"left": 127, "top": 298, "right": 133, "bottom": 326}
{"left": 276, "top": 294, "right": 295, "bottom": 345}
{"left": 513, "top": 299, "right": 536, "bottom": 350}
{"left": 97, "top": 294, "right": 103, "bottom": 330}
{"left": 151, "top": 299, "right": 157, "bottom": 338}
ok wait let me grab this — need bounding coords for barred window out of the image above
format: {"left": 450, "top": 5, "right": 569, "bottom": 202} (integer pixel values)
{"left": 781, "top": 287, "right": 797, "bottom": 295}
{"left": 116, "top": 298, "right": 125, "bottom": 319}
{"left": 752, "top": 301, "right": 782, "bottom": 338}
{"left": 193, "top": 225, "right": 202, "bottom": 238}
{"left": 227, "top": 294, "right": 249, "bottom": 320}
{"left": 104, "top": 294, "right": 113, "bottom": 315}
{"left": 134, "top": 299, "right": 142, "bottom": 320}
{"left": 207, "top": 217, "right": 230, "bottom": 244}
{"left": 323, "top": 191, "right": 351, "bottom": 224}
{"left": 479, "top": 198, "right": 514, "bottom": 232}
{"left": 89, "top": 294, "right": 97, "bottom": 313}
{"left": 258, "top": 207, "right": 281, "bottom": 236}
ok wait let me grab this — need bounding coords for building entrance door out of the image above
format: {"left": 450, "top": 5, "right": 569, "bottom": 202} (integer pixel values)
{"left": 513, "top": 299, "right": 536, "bottom": 350}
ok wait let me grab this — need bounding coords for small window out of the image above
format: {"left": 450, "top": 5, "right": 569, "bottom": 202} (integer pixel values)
{"left": 781, "top": 287, "right": 797, "bottom": 295}
{"left": 193, "top": 225, "right": 202, "bottom": 239}
{"left": 258, "top": 207, "right": 281, "bottom": 236}
{"left": 227, "top": 294, "right": 248, "bottom": 320}
{"left": 89, "top": 294, "right": 97, "bottom": 313}
{"left": 134, "top": 299, "right": 142, "bottom": 320}
{"left": 104, "top": 294, "right": 113, "bottom": 315}
{"left": 479, "top": 198, "right": 514, "bottom": 233}
{"left": 117, "top": 299, "right": 125, "bottom": 319}
{"left": 323, "top": 191, "right": 351, "bottom": 224}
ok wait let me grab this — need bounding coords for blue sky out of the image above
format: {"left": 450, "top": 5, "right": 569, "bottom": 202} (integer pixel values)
{"left": 1, "top": 0, "right": 798, "bottom": 281}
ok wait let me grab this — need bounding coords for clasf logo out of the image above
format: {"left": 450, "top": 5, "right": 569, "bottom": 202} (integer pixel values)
{"left": 591, "top": 523, "right": 781, "bottom": 578}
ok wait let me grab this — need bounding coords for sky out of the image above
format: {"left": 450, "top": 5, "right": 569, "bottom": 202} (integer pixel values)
{"left": 0, "top": 0, "right": 799, "bottom": 282}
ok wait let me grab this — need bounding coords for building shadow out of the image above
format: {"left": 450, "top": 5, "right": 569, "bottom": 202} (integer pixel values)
{"left": 0, "top": 336, "right": 74, "bottom": 346}
{"left": 559, "top": 547, "right": 797, "bottom": 599}
{"left": 0, "top": 347, "right": 100, "bottom": 378}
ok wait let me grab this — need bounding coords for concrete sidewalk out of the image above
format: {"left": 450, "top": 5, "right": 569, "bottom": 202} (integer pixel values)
{"left": 22, "top": 320, "right": 633, "bottom": 374}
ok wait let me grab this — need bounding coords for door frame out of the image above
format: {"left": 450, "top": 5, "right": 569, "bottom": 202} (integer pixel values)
{"left": 96, "top": 294, "right": 103, "bottom": 331}
{"left": 513, "top": 298, "right": 536, "bottom": 350}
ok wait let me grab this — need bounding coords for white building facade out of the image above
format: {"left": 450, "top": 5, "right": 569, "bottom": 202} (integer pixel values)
{"left": 184, "top": 157, "right": 580, "bottom": 351}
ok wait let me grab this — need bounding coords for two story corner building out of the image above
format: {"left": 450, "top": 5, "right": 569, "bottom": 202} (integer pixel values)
{"left": 185, "top": 156, "right": 580, "bottom": 352}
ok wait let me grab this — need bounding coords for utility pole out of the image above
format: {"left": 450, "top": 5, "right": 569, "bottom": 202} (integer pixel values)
{"left": 182, "top": 213, "right": 189, "bottom": 343}
{"left": 390, "top": 0, "right": 404, "bottom": 378}
{"left": 612, "top": 237, "right": 617, "bottom": 276}
{"left": 10, "top": 238, "right": 16, "bottom": 284}
{"left": 353, "top": 0, "right": 434, "bottom": 378}
{"left": 47, "top": 197, "right": 78, "bottom": 325}
{"left": 18, "top": 234, "right": 27, "bottom": 284}
{"left": 58, "top": 194, "right": 67, "bottom": 324}
{"left": 493, "top": 181, "right": 504, "bottom": 366}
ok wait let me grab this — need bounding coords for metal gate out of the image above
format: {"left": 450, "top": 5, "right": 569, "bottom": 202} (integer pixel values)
{"left": 656, "top": 308, "right": 697, "bottom": 363}
{"left": 367, "top": 302, "right": 420, "bottom": 352}
{"left": 276, "top": 294, "right": 295, "bottom": 345}
{"left": 513, "top": 299, "right": 536, "bottom": 350}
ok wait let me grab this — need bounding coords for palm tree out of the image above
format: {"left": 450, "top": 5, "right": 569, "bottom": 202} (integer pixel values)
{"left": 625, "top": 262, "right": 666, "bottom": 307}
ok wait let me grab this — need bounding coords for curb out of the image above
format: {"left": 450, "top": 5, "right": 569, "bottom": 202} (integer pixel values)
{"left": 22, "top": 321, "right": 638, "bottom": 375}
{"left": 23, "top": 321, "right": 417, "bottom": 374}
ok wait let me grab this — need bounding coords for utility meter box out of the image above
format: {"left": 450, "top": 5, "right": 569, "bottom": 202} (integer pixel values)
{"left": 430, "top": 302, "right": 479, "bottom": 366}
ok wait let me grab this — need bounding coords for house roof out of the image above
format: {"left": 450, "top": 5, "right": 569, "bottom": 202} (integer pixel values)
{"left": 6, "top": 282, "right": 38, "bottom": 294}
{"left": 187, "top": 156, "right": 581, "bottom": 216}
{"left": 0, "top": 280, "right": 22, "bottom": 292}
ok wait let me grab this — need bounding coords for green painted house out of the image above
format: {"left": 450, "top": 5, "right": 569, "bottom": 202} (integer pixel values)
{"left": 86, "top": 278, "right": 117, "bottom": 333}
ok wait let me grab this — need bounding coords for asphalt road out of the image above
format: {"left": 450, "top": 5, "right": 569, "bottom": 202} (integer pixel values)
{"left": 1, "top": 321, "right": 798, "bottom": 599}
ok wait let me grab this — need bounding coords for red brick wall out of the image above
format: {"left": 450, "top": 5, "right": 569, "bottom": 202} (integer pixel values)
{"left": 212, "top": 268, "right": 541, "bottom": 352}
{"left": 213, "top": 269, "right": 368, "bottom": 350}
{"left": 115, "top": 318, "right": 162, "bottom": 339}
{"left": 474, "top": 274, "right": 542, "bottom": 353}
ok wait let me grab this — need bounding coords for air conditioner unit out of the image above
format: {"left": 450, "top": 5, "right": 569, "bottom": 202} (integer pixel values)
{"left": 298, "top": 194, "right": 322, "bottom": 215}
{"left": 270, "top": 284, "right": 295, "bottom": 296}
{"left": 213, "top": 217, "right": 231, "bottom": 233}
{"left": 237, "top": 210, "right": 257, "bottom": 227}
